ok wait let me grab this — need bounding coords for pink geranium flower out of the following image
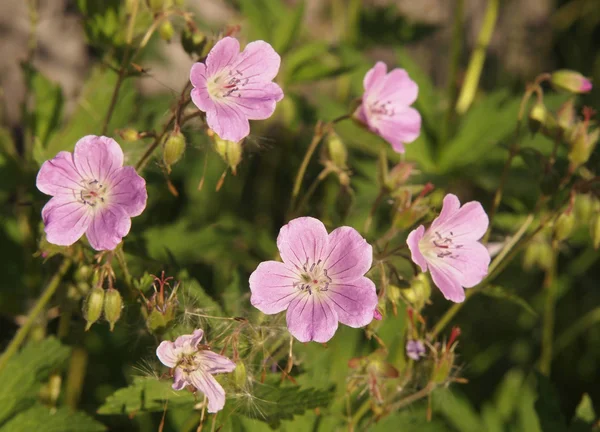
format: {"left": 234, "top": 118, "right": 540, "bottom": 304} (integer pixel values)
{"left": 406, "top": 194, "right": 490, "bottom": 303}
{"left": 156, "top": 329, "right": 236, "bottom": 413}
{"left": 249, "top": 217, "right": 377, "bottom": 343}
{"left": 190, "top": 37, "right": 284, "bottom": 143}
{"left": 354, "top": 61, "right": 421, "bottom": 153}
{"left": 36, "top": 135, "right": 147, "bottom": 251}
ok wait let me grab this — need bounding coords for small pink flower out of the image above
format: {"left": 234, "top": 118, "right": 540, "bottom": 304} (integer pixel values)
{"left": 406, "top": 340, "right": 426, "bottom": 361}
{"left": 406, "top": 194, "right": 490, "bottom": 303}
{"left": 36, "top": 135, "right": 147, "bottom": 251}
{"left": 250, "top": 217, "right": 377, "bottom": 343}
{"left": 156, "top": 329, "right": 235, "bottom": 413}
{"left": 190, "top": 37, "right": 284, "bottom": 143}
{"left": 354, "top": 61, "right": 421, "bottom": 153}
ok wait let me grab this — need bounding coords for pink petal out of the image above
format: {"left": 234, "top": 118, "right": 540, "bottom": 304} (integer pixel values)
{"left": 197, "top": 351, "right": 236, "bottom": 374}
{"left": 376, "top": 68, "right": 418, "bottom": 107}
{"left": 233, "top": 40, "right": 281, "bottom": 82}
{"left": 36, "top": 151, "right": 82, "bottom": 196}
{"left": 363, "top": 62, "right": 387, "bottom": 93}
{"left": 322, "top": 226, "right": 372, "bottom": 283}
{"left": 174, "top": 329, "right": 204, "bottom": 350}
{"left": 277, "top": 217, "right": 329, "bottom": 270}
{"left": 205, "top": 102, "right": 250, "bottom": 143}
{"left": 432, "top": 195, "right": 489, "bottom": 241}
{"left": 106, "top": 166, "right": 147, "bottom": 217}
{"left": 191, "top": 84, "right": 215, "bottom": 114}
{"left": 234, "top": 82, "right": 284, "bottom": 120}
{"left": 42, "top": 197, "right": 92, "bottom": 246}
{"left": 431, "top": 194, "right": 461, "bottom": 229}
{"left": 326, "top": 277, "right": 378, "bottom": 328}
{"left": 206, "top": 37, "right": 240, "bottom": 76}
{"left": 406, "top": 225, "right": 428, "bottom": 272}
{"left": 73, "top": 135, "right": 124, "bottom": 183}
{"left": 428, "top": 262, "right": 465, "bottom": 303}
{"left": 85, "top": 204, "right": 131, "bottom": 251}
{"left": 286, "top": 294, "right": 338, "bottom": 343}
{"left": 434, "top": 242, "right": 490, "bottom": 288}
{"left": 172, "top": 368, "right": 188, "bottom": 390}
{"left": 190, "top": 62, "right": 207, "bottom": 88}
{"left": 188, "top": 370, "right": 227, "bottom": 413}
{"left": 249, "top": 261, "right": 299, "bottom": 314}
{"left": 374, "top": 107, "right": 422, "bottom": 153}
{"left": 156, "top": 341, "right": 179, "bottom": 368}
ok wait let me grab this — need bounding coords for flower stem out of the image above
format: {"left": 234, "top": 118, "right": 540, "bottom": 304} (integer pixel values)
{"left": 293, "top": 167, "right": 333, "bottom": 216}
{"left": 387, "top": 383, "right": 436, "bottom": 412}
{"left": 0, "top": 258, "right": 71, "bottom": 374}
{"left": 291, "top": 122, "right": 325, "bottom": 203}
{"left": 539, "top": 239, "right": 558, "bottom": 376}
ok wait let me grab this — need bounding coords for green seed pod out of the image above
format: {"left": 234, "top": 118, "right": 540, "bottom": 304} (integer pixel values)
{"left": 159, "top": 20, "right": 174, "bottom": 42}
{"left": 181, "top": 27, "right": 207, "bottom": 57}
{"left": 214, "top": 135, "right": 243, "bottom": 174}
{"left": 574, "top": 194, "right": 597, "bottom": 225}
{"left": 163, "top": 131, "right": 186, "bottom": 168}
{"left": 553, "top": 212, "right": 575, "bottom": 242}
{"left": 233, "top": 361, "right": 246, "bottom": 388}
{"left": 83, "top": 287, "right": 105, "bottom": 331}
{"left": 326, "top": 131, "right": 347, "bottom": 169}
{"left": 103, "top": 288, "right": 123, "bottom": 332}
{"left": 569, "top": 126, "right": 599, "bottom": 167}
{"left": 119, "top": 128, "right": 140, "bottom": 142}
{"left": 528, "top": 101, "right": 548, "bottom": 135}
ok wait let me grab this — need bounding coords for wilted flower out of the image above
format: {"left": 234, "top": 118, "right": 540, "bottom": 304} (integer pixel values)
{"left": 36, "top": 135, "right": 147, "bottom": 250}
{"left": 190, "top": 37, "right": 284, "bottom": 143}
{"left": 156, "top": 329, "right": 236, "bottom": 413}
{"left": 406, "top": 340, "right": 426, "bottom": 361}
{"left": 354, "top": 61, "right": 421, "bottom": 153}
{"left": 249, "top": 217, "right": 377, "bottom": 343}
{"left": 406, "top": 194, "right": 490, "bottom": 303}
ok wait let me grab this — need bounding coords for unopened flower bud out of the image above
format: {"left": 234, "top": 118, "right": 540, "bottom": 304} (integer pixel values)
{"left": 214, "top": 135, "right": 243, "bottom": 174}
{"left": 528, "top": 101, "right": 548, "bottom": 135}
{"left": 574, "top": 194, "right": 597, "bottom": 224}
{"left": 181, "top": 27, "right": 207, "bottom": 57}
{"left": 233, "top": 361, "right": 246, "bottom": 388}
{"left": 118, "top": 128, "right": 139, "bottom": 142}
{"left": 523, "top": 239, "right": 553, "bottom": 271}
{"left": 550, "top": 70, "right": 593, "bottom": 94}
{"left": 569, "top": 125, "right": 599, "bottom": 167}
{"left": 326, "top": 131, "right": 347, "bottom": 169}
{"left": 402, "top": 273, "right": 431, "bottom": 311}
{"left": 386, "top": 162, "right": 414, "bottom": 190}
{"left": 83, "top": 287, "right": 104, "bottom": 331}
{"left": 103, "top": 288, "right": 123, "bottom": 332}
{"left": 591, "top": 213, "right": 600, "bottom": 250}
{"left": 553, "top": 211, "right": 575, "bottom": 242}
{"left": 159, "top": 20, "right": 174, "bottom": 42}
{"left": 163, "top": 131, "right": 186, "bottom": 169}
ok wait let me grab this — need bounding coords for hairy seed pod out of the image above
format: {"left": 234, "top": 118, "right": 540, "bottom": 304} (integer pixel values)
{"left": 83, "top": 287, "right": 105, "bottom": 331}
{"left": 104, "top": 288, "right": 123, "bottom": 332}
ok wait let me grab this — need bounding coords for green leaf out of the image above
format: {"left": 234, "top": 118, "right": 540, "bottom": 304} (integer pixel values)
{"left": 230, "top": 381, "right": 334, "bottom": 428}
{"left": 371, "top": 406, "right": 447, "bottom": 431}
{"left": 569, "top": 394, "right": 597, "bottom": 432}
{"left": 177, "top": 269, "right": 225, "bottom": 317}
{"left": 534, "top": 372, "right": 568, "bottom": 432}
{"left": 433, "top": 389, "right": 483, "bottom": 432}
{"left": 272, "top": 1, "right": 305, "bottom": 55}
{"left": 0, "top": 405, "right": 106, "bottom": 432}
{"left": 0, "top": 337, "right": 70, "bottom": 425}
{"left": 480, "top": 286, "right": 538, "bottom": 317}
{"left": 97, "top": 376, "right": 195, "bottom": 415}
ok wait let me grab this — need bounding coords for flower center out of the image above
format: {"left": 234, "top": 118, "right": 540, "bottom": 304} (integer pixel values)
{"left": 293, "top": 259, "right": 332, "bottom": 295}
{"left": 178, "top": 353, "right": 200, "bottom": 373}
{"left": 207, "top": 69, "right": 249, "bottom": 100}
{"left": 421, "top": 231, "right": 463, "bottom": 259}
{"left": 78, "top": 179, "right": 107, "bottom": 207}
{"left": 369, "top": 100, "right": 395, "bottom": 118}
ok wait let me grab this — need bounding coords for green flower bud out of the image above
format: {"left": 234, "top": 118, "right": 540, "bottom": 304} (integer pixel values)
{"left": 83, "top": 287, "right": 104, "bottom": 331}
{"left": 119, "top": 128, "right": 140, "bottom": 142}
{"left": 163, "top": 131, "right": 186, "bottom": 169}
{"left": 326, "top": 131, "right": 347, "bottom": 169}
{"left": 159, "top": 20, "right": 174, "bottom": 42}
{"left": 569, "top": 126, "right": 599, "bottom": 167}
{"left": 553, "top": 211, "right": 575, "bottom": 242}
{"left": 550, "top": 70, "right": 593, "bottom": 94}
{"left": 591, "top": 213, "right": 600, "bottom": 250}
{"left": 214, "top": 135, "right": 243, "bottom": 174}
{"left": 233, "top": 361, "right": 246, "bottom": 388}
{"left": 528, "top": 101, "right": 548, "bottom": 135}
{"left": 103, "top": 288, "right": 123, "bottom": 332}
{"left": 147, "top": 309, "right": 168, "bottom": 331}
{"left": 402, "top": 273, "right": 431, "bottom": 311}
{"left": 574, "top": 195, "right": 597, "bottom": 225}
{"left": 181, "top": 27, "right": 207, "bottom": 57}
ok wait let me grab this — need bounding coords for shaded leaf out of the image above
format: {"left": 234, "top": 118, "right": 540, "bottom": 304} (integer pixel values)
{"left": 534, "top": 371, "right": 568, "bottom": 432}
{"left": 480, "top": 286, "right": 538, "bottom": 317}
{"left": 0, "top": 405, "right": 106, "bottom": 432}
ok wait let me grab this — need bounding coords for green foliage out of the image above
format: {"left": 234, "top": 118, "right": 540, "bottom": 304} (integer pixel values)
{"left": 534, "top": 372, "right": 568, "bottom": 432}
{"left": 480, "top": 285, "right": 538, "bottom": 317}
{"left": 0, "top": 406, "right": 106, "bottom": 432}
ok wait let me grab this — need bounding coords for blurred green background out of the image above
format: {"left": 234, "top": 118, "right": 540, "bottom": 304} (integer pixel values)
{"left": 1, "top": 0, "right": 599, "bottom": 430}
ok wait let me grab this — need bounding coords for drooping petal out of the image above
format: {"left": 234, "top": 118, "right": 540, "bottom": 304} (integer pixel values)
{"left": 106, "top": 166, "right": 147, "bottom": 217}
{"left": 85, "top": 204, "right": 131, "bottom": 251}
{"left": 42, "top": 197, "right": 93, "bottom": 246}
{"left": 375, "top": 68, "right": 418, "bottom": 107}
{"left": 406, "top": 225, "right": 428, "bottom": 272}
{"left": 363, "top": 62, "right": 387, "bottom": 93}
{"left": 428, "top": 261, "right": 466, "bottom": 303}
{"left": 374, "top": 107, "right": 422, "bottom": 153}
{"left": 233, "top": 40, "right": 281, "bottom": 82}
{"left": 322, "top": 227, "right": 372, "bottom": 283}
{"left": 73, "top": 135, "right": 124, "bottom": 183}
{"left": 197, "top": 351, "right": 236, "bottom": 374}
{"left": 188, "top": 370, "right": 228, "bottom": 413}
{"left": 277, "top": 217, "right": 329, "bottom": 269}
{"left": 36, "top": 151, "right": 82, "bottom": 196}
{"left": 174, "top": 329, "right": 204, "bottom": 351}
{"left": 286, "top": 294, "right": 338, "bottom": 343}
{"left": 233, "top": 82, "right": 284, "bottom": 120}
{"left": 156, "top": 341, "right": 180, "bottom": 368}
{"left": 326, "top": 277, "right": 378, "bottom": 328}
{"left": 249, "top": 261, "right": 299, "bottom": 314}
{"left": 205, "top": 102, "right": 250, "bottom": 143}
{"left": 206, "top": 37, "right": 240, "bottom": 76}
{"left": 172, "top": 368, "right": 188, "bottom": 391}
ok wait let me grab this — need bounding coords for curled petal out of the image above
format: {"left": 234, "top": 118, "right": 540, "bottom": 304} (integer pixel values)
{"left": 206, "top": 37, "right": 240, "bottom": 76}
{"left": 197, "top": 351, "right": 236, "bottom": 374}
{"left": 73, "top": 135, "right": 124, "bottom": 183}
{"left": 277, "top": 217, "right": 329, "bottom": 269}
{"left": 322, "top": 226, "right": 372, "bottom": 283}
{"left": 174, "top": 329, "right": 205, "bottom": 351}
{"left": 86, "top": 204, "right": 131, "bottom": 251}
{"left": 107, "top": 166, "right": 147, "bottom": 217}
{"left": 188, "top": 370, "right": 227, "bottom": 413}
{"left": 42, "top": 197, "right": 92, "bottom": 246}
{"left": 172, "top": 368, "right": 188, "bottom": 391}
{"left": 406, "top": 225, "right": 428, "bottom": 272}
{"left": 250, "top": 261, "right": 298, "bottom": 314}
{"left": 156, "top": 341, "right": 179, "bottom": 368}
{"left": 233, "top": 40, "right": 281, "bottom": 82}
{"left": 326, "top": 277, "right": 378, "bottom": 328}
{"left": 286, "top": 294, "right": 338, "bottom": 343}
{"left": 36, "top": 151, "right": 82, "bottom": 196}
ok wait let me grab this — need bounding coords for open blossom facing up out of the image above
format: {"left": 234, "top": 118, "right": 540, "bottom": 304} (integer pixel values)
{"left": 36, "top": 135, "right": 147, "bottom": 251}
{"left": 407, "top": 194, "right": 490, "bottom": 303}
{"left": 190, "top": 37, "right": 284, "bottom": 143}
{"left": 354, "top": 61, "right": 421, "bottom": 153}
{"left": 250, "top": 217, "right": 378, "bottom": 343}
{"left": 156, "top": 329, "right": 236, "bottom": 413}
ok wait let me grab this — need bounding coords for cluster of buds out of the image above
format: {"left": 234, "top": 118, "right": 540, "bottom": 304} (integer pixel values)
{"left": 430, "top": 326, "right": 462, "bottom": 385}
{"left": 212, "top": 131, "right": 243, "bottom": 175}
{"left": 82, "top": 286, "right": 123, "bottom": 331}
{"left": 348, "top": 350, "right": 399, "bottom": 405}
{"left": 139, "top": 271, "right": 179, "bottom": 332}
